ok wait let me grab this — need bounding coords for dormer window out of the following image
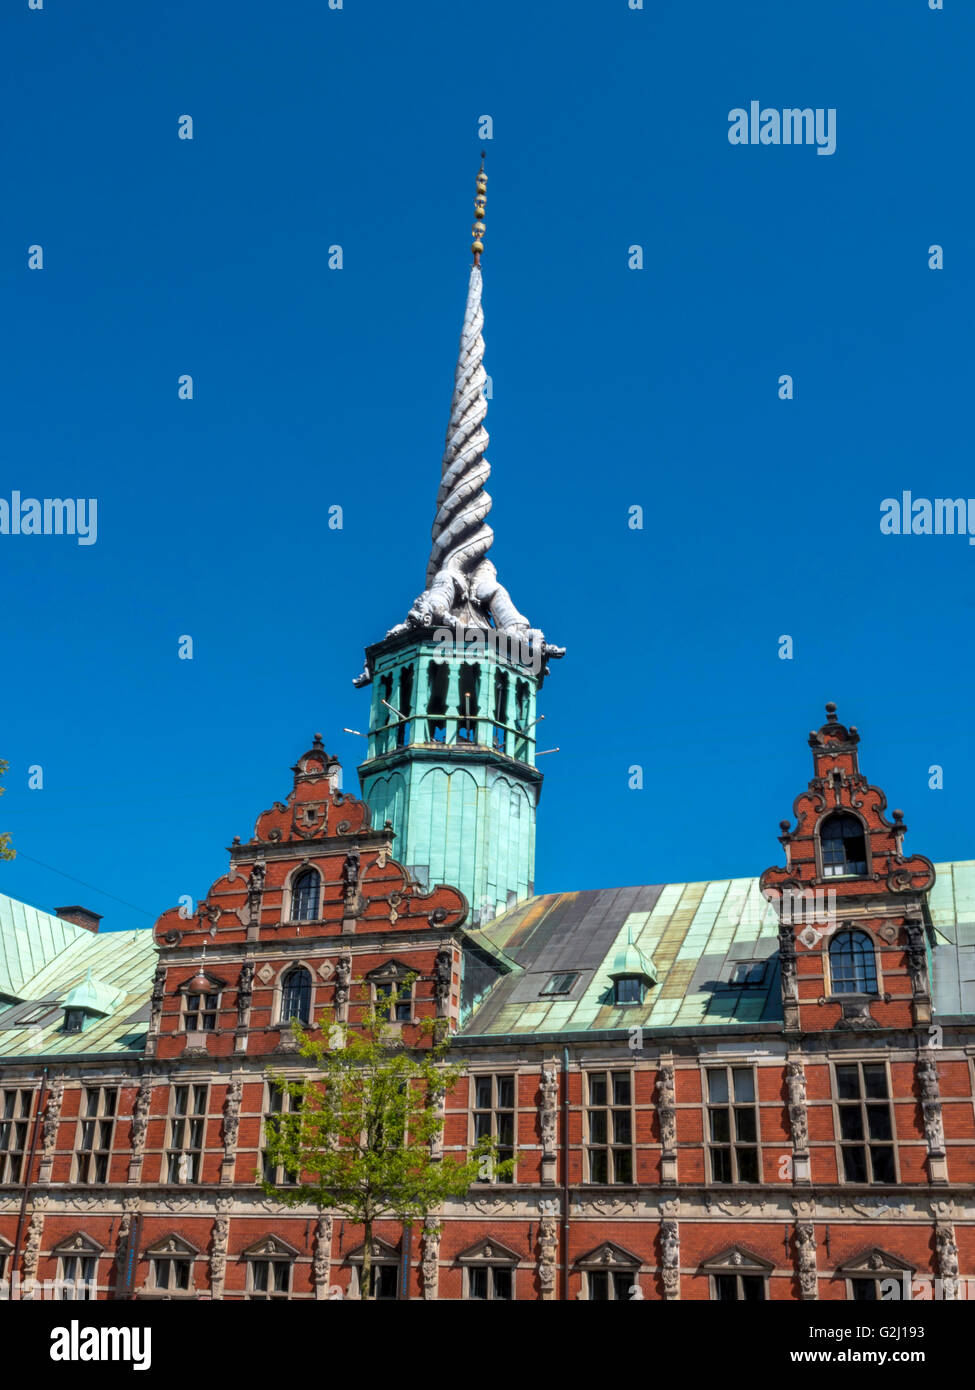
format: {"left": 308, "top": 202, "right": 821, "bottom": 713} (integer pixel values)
{"left": 820, "top": 812, "right": 868, "bottom": 877}
{"left": 184, "top": 992, "right": 219, "bottom": 1031}
{"left": 63, "top": 1009, "right": 86, "bottom": 1034}
{"left": 614, "top": 978, "right": 645, "bottom": 1006}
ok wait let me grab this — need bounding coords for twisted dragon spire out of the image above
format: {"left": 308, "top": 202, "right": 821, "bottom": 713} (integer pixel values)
{"left": 357, "top": 158, "right": 563, "bottom": 686}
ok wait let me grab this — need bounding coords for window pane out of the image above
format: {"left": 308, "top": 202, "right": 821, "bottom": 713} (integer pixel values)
{"left": 863, "top": 1065, "right": 888, "bottom": 1100}
{"left": 612, "top": 1073, "right": 631, "bottom": 1106}
{"left": 473, "top": 1112, "right": 491, "bottom": 1143}
{"left": 713, "top": 1274, "right": 737, "bottom": 1301}
{"left": 612, "top": 1110, "right": 632, "bottom": 1145}
{"left": 474, "top": 1077, "right": 492, "bottom": 1110}
{"left": 613, "top": 1149, "right": 633, "bottom": 1184}
{"left": 732, "top": 1069, "right": 755, "bottom": 1103}
{"left": 496, "top": 1113, "right": 514, "bottom": 1148}
{"left": 870, "top": 1145, "right": 896, "bottom": 1184}
{"left": 492, "top": 1267, "right": 512, "bottom": 1301}
{"left": 252, "top": 1260, "right": 268, "bottom": 1291}
{"left": 589, "top": 1111, "right": 608, "bottom": 1144}
{"left": 589, "top": 1074, "right": 607, "bottom": 1107}
{"left": 852, "top": 1279, "right": 878, "bottom": 1301}
{"left": 273, "top": 1262, "right": 290, "bottom": 1292}
{"left": 734, "top": 1107, "right": 756, "bottom": 1143}
{"left": 741, "top": 1276, "right": 765, "bottom": 1301}
{"left": 589, "top": 1149, "right": 608, "bottom": 1184}
{"left": 711, "top": 1147, "right": 732, "bottom": 1183}
{"left": 737, "top": 1148, "right": 759, "bottom": 1183}
{"left": 496, "top": 1076, "right": 515, "bottom": 1110}
{"left": 174, "top": 1261, "right": 190, "bottom": 1290}
{"left": 468, "top": 1266, "right": 488, "bottom": 1299}
{"left": 840, "top": 1108, "right": 864, "bottom": 1141}
{"left": 836, "top": 1066, "right": 861, "bottom": 1100}
{"left": 867, "top": 1105, "right": 892, "bottom": 1141}
{"left": 709, "top": 1109, "right": 730, "bottom": 1143}
{"left": 707, "top": 1069, "right": 729, "bottom": 1104}
{"left": 613, "top": 1272, "right": 634, "bottom": 1301}
{"left": 589, "top": 1270, "right": 609, "bottom": 1301}
{"left": 842, "top": 1145, "right": 868, "bottom": 1183}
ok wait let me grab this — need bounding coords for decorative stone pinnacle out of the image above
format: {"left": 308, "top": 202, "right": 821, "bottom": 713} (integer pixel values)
{"left": 354, "top": 160, "right": 564, "bottom": 687}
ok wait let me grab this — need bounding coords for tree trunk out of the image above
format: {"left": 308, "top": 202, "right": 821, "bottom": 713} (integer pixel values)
{"left": 362, "top": 1216, "right": 372, "bottom": 1300}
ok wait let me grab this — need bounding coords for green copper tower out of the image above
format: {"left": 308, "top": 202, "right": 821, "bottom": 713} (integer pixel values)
{"left": 354, "top": 159, "right": 564, "bottom": 924}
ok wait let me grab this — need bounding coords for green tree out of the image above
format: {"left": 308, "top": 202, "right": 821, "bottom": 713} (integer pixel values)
{"left": 0, "top": 759, "right": 14, "bottom": 862}
{"left": 260, "top": 977, "right": 512, "bottom": 1299}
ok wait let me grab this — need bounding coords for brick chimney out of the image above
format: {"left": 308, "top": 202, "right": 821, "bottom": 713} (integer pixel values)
{"left": 55, "top": 905, "right": 102, "bottom": 933}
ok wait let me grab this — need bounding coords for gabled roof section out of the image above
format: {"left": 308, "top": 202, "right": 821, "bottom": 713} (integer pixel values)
{"left": 0, "top": 895, "right": 157, "bottom": 1057}
{"left": 458, "top": 861, "right": 975, "bottom": 1036}
{"left": 459, "top": 880, "right": 783, "bottom": 1036}
{"left": 0, "top": 892, "right": 90, "bottom": 1001}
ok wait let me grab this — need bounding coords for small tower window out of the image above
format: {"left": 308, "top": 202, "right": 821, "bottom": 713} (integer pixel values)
{"left": 514, "top": 679, "right": 530, "bottom": 761}
{"left": 426, "top": 662, "right": 449, "bottom": 743}
{"left": 281, "top": 967, "right": 312, "bottom": 1025}
{"left": 377, "top": 674, "right": 394, "bottom": 754}
{"left": 291, "top": 868, "right": 321, "bottom": 922}
{"left": 396, "top": 665, "right": 414, "bottom": 748}
{"left": 457, "top": 663, "right": 480, "bottom": 743}
{"left": 63, "top": 1009, "right": 86, "bottom": 1034}
{"left": 493, "top": 670, "right": 509, "bottom": 752}
{"left": 820, "top": 813, "right": 868, "bottom": 877}
{"left": 829, "top": 930, "right": 878, "bottom": 995}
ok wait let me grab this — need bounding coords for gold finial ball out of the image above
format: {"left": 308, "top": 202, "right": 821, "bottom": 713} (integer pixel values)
{"left": 472, "top": 221, "right": 486, "bottom": 235}
{"left": 472, "top": 238, "right": 484, "bottom": 254}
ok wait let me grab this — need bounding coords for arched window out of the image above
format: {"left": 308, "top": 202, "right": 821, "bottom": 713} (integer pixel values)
{"left": 820, "top": 813, "right": 868, "bottom": 878}
{"left": 829, "top": 930, "right": 878, "bottom": 995}
{"left": 290, "top": 869, "right": 320, "bottom": 922}
{"left": 281, "top": 967, "right": 312, "bottom": 1024}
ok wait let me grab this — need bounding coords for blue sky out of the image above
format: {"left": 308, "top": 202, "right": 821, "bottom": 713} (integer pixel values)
{"left": 1, "top": 0, "right": 972, "bottom": 930}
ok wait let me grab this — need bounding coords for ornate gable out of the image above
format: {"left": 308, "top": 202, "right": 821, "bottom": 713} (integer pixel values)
{"left": 241, "top": 1234, "right": 300, "bottom": 1260}
{"left": 51, "top": 1231, "right": 104, "bottom": 1257}
{"left": 699, "top": 1245, "right": 775, "bottom": 1274}
{"left": 575, "top": 1240, "right": 641, "bottom": 1269}
{"left": 457, "top": 1237, "right": 521, "bottom": 1265}
{"left": 144, "top": 1232, "right": 199, "bottom": 1259}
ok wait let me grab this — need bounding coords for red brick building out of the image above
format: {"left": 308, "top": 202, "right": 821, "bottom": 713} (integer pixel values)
{"left": 0, "top": 708, "right": 973, "bottom": 1302}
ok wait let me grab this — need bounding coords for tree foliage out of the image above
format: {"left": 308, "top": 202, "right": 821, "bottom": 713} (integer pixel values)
{"left": 260, "top": 978, "right": 512, "bottom": 1299}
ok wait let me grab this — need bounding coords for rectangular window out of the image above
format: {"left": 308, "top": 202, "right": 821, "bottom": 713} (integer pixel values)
{"left": 56, "top": 1255, "right": 97, "bottom": 1300}
{"left": 167, "top": 1084, "right": 208, "bottom": 1183}
{"left": 468, "top": 1265, "right": 514, "bottom": 1300}
{"left": 540, "top": 972, "right": 579, "bottom": 997}
{"left": 262, "top": 1083, "right": 300, "bottom": 1185}
{"left": 0, "top": 1088, "right": 33, "bottom": 1184}
{"left": 370, "top": 1264, "right": 398, "bottom": 1300}
{"left": 731, "top": 962, "right": 767, "bottom": 988}
{"left": 706, "top": 1067, "right": 760, "bottom": 1184}
{"left": 375, "top": 980, "right": 412, "bottom": 1023}
{"left": 184, "top": 992, "right": 218, "bottom": 1031}
{"left": 712, "top": 1272, "right": 766, "bottom": 1301}
{"left": 586, "top": 1071, "right": 634, "bottom": 1184}
{"left": 75, "top": 1086, "right": 117, "bottom": 1184}
{"left": 472, "top": 1073, "right": 516, "bottom": 1182}
{"left": 835, "top": 1062, "right": 896, "bottom": 1184}
{"left": 250, "top": 1259, "right": 291, "bottom": 1299}
{"left": 151, "top": 1258, "right": 191, "bottom": 1292}
{"left": 588, "top": 1270, "right": 634, "bottom": 1300}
